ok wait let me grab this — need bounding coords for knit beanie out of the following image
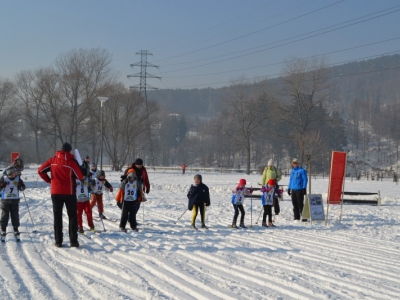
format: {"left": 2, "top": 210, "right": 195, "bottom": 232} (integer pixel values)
{"left": 194, "top": 174, "right": 202, "bottom": 182}
{"left": 238, "top": 179, "right": 246, "bottom": 186}
{"left": 134, "top": 158, "right": 143, "bottom": 165}
{"left": 267, "top": 159, "right": 273, "bottom": 166}
{"left": 61, "top": 142, "right": 72, "bottom": 152}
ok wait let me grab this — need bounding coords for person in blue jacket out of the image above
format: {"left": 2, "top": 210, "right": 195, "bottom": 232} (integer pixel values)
{"left": 287, "top": 158, "right": 308, "bottom": 221}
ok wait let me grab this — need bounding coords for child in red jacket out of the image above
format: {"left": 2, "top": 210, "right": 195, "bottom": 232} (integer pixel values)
{"left": 90, "top": 170, "right": 113, "bottom": 219}
{"left": 76, "top": 168, "right": 94, "bottom": 233}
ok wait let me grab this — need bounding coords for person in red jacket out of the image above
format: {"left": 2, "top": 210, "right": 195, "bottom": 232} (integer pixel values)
{"left": 38, "top": 142, "right": 84, "bottom": 248}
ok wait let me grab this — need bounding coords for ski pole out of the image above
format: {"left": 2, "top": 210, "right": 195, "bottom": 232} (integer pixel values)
{"left": 99, "top": 212, "right": 106, "bottom": 232}
{"left": 22, "top": 191, "right": 37, "bottom": 233}
{"left": 255, "top": 208, "right": 263, "bottom": 224}
{"left": 250, "top": 186, "right": 253, "bottom": 228}
{"left": 174, "top": 209, "right": 188, "bottom": 224}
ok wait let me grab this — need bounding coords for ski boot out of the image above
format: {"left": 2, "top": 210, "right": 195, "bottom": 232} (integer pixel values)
{"left": 239, "top": 222, "right": 247, "bottom": 228}
{"left": 90, "top": 227, "right": 95, "bottom": 231}
{"left": 120, "top": 227, "right": 127, "bottom": 233}
{"left": 191, "top": 223, "right": 197, "bottom": 230}
{"left": 77, "top": 227, "right": 84, "bottom": 234}
{"left": 261, "top": 222, "right": 268, "bottom": 227}
{"left": 201, "top": 223, "right": 208, "bottom": 229}
{"left": 268, "top": 222, "right": 276, "bottom": 227}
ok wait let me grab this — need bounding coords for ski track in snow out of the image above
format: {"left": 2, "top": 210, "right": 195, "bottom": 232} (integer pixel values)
{"left": 0, "top": 170, "right": 399, "bottom": 299}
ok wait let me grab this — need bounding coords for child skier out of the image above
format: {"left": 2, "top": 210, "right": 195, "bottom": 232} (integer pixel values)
{"left": 260, "top": 179, "right": 282, "bottom": 227}
{"left": 76, "top": 168, "right": 95, "bottom": 233}
{"left": 116, "top": 172, "right": 143, "bottom": 232}
{"left": 90, "top": 170, "right": 113, "bottom": 219}
{"left": 231, "top": 179, "right": 253, "bottom": 228}
{"left": 0, "top": 166, "right": 26, "bottom": 238}
{"left": 187, "top": 174, "right": 210, "bottom": 229}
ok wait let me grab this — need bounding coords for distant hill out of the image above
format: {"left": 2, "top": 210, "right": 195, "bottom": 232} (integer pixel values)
{"left": 147, "top": 54, "right": 400, "bottom": 118}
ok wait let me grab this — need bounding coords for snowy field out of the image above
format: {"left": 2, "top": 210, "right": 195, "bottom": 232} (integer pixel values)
{"left": 1, "top": 168, "right": 400, "bottom": 300}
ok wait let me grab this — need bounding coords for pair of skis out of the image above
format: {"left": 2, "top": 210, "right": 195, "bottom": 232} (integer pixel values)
{"left": 1, "top": 232, "right": 20, "bottom": 242}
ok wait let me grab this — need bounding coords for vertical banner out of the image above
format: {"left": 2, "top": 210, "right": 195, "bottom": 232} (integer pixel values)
{"left": 11, "top": 152, "right": 20, "bottom": 164}
{"left": 327, "top": 151, "right": 347, "bottom": 204}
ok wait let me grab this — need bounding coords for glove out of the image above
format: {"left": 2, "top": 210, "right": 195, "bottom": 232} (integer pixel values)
{"left": 120, "top": 175, "right": 127, "bottom": 182}
{"left": 288, "top": 189, "right": 291, "bottom": 196}
{"left": 145, "top": 188, "right": 150, "bottom": 194}
{"left": 249, "top": 188, "right": 254, "bottom": 193}
{"left": 260, "top": 187, "right": 266, "bottom": 193}
{"left": 109, "top": 187, "right": 114, "bottom": 192}
{"left": 302, "top": 188, "right": 307, "bottom": 195}
{"left": 117, "top": 201, "right": 122, "bottom": 209}
{"left": 205, "top": 202, "right": 210, "bottom": 207}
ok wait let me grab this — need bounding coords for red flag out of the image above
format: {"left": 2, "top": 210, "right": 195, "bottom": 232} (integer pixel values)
{"left": 327, "top": 151, "right": 347, "bottom": 204}
{"left": 11, "top": 152, "right": 20, "bottom": 164}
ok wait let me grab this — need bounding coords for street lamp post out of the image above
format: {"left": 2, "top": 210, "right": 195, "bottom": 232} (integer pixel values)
{"left": 98, "top": 97, "right": 108, "bottom": 170}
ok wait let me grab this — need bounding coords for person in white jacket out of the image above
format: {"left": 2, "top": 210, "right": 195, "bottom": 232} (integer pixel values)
{"left": 231, "top": 179, "right": 253, "bottom": 228}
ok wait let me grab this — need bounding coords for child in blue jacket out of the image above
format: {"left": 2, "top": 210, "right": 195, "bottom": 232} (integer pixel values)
{"left": 231, "top": 179, "right": 253, "bottom": 228}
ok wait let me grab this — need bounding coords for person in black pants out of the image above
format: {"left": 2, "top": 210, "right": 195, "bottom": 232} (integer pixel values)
{"left": 287, "top": 158, "right": 308, "bottom": 221}
{"left": 38, "top": 142, "right": 85, "bottom": 248}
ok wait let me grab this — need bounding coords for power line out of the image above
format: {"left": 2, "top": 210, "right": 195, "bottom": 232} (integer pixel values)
{"left": 159, "top": 51, "right": 400, "bottom": 89}
{"left": 162, "top": 36, "right": 400, "bottom": 79}
{"left": 160, "top": 6, "right": 400, "bottom": 75}
{"left": 151, "top": 0, "right": 281, "bottom": 52}
{"left": 157, "top": 0, "right": 345, "bottom": 62}
{"left": 161, "top": 4, "right": 400, "bottom": 68}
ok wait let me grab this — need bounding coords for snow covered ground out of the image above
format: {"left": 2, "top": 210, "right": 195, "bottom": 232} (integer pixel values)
{"left": 1, "top": 168, "right": 399, "bottom": 299}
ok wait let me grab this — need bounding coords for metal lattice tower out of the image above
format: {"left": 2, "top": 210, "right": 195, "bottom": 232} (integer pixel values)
{"left": 127, "top": 50, "right": 161, "bottom": 167}
{"left": 127, "top": 50, "right": 160, "bottom": 97}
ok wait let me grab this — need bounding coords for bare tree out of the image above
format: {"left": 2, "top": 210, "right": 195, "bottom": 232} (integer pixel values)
{"left": 280, "top": 57, "right": 332, "bottom": 164}
{"left": 0, "top": 78, "right": 19, "bottom": 160}
{"left": 54, "top": 48, "right": 115, "bottom": 149}
{"left": 103, "top": 86, "right": 158, "bottom": 170}
{"left": 222, "top": 79, "right": 273, "bottom": 174}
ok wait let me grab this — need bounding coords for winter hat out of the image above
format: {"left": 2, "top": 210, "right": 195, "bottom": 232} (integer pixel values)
{"left": 267, "top": 159, "right": 273, "bottom": 166}
{"left": 194, "top": 174, "right": 202, "bottom": 182}
{"left": 134, "top": 158, "right": 143, "bottom": 165}
{"left": 292, "top": 158, "right": 299, "bottom": 164}
{"left": 85, "top": 155, "right": 89, "bottom": 159}
{"left": 91, "top": 163, "right": 96, "bottom": 168}
{"left": 238, "top": 179, "right": 246, "bottom": 186}
{"left": 267, "top": 179, "right": 276, "bottom": 186}
{"left": 61, "top": 142, "right": 72, "bottom": 152}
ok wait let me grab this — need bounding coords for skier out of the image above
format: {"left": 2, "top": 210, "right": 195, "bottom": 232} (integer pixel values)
{"left": 38, "top": 142, "right": 84, "bottom": 247}
{"left": 76, "top": 168, "right": 95, "bottom": 233}
{"left": 260, "top": 179, "right": 282, "bottom": 227}
{"left": 90, "top": 163, "right": 97, "bottom": 178}
{"left": 287, "top": 158, "right": 308, "bottom": 221}
{"left": 261, "top": 159, "right": 282, "bottom": 216}
{"left": 181, "top": 164, "right": 187, "bottom": 175}
{"left": 90, "top": 170, "right": 113, "bottom": 219}
{"left": 116, "top": 172, "right": 144, "bottom": 232}
{"left": 122, "top": 158, "right": 150, "bottom": 227}
{"left": 3, "top": 156, "right": 24, "bottom": 176}
{"left": 82, "top": 155, "right": 90, "bottom": 176}
{"left": 0, "top": 166, "right": 26, "bottom": 238}
{"left": 187, "top": 174, "right": 210, "bottom": 229}
{"left": 231, "top": 179, "right": 253, "bottom": 228}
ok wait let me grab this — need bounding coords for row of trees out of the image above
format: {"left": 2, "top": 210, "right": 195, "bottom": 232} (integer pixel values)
{"left": 1, "top": 48, "right": 355, "bottom": 174}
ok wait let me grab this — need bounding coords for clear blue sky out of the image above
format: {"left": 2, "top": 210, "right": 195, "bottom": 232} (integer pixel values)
{"left": 1, "top": 0, "right": 400, "bottom": 89}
